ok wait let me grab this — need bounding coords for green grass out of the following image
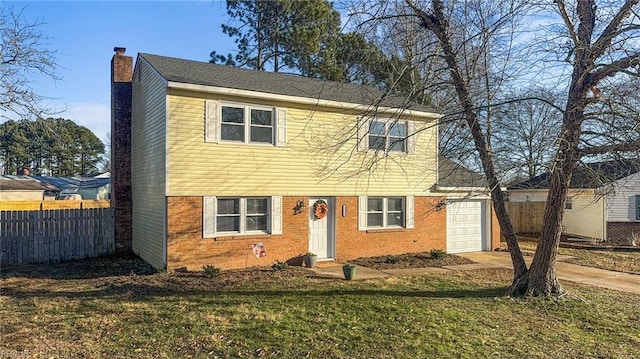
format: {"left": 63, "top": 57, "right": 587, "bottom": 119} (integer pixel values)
{"left": 2, "top": 258, "right": 639, "bottom": 358}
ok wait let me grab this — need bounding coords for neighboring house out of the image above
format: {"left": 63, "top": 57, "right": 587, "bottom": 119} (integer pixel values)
{"left": 32, "top": 176, "right": 111, "bottom": 200}
{"left": 509, "top": 159, "right": 640, "bottom": 244}
{"left": 77, "top": 178, "right": 111, "bottom": 200}
{"left": 0, "top": 176, "right": 50, "bottom": 200}
{"left": 116, "top": 50, "right": 501, "bottom": 270}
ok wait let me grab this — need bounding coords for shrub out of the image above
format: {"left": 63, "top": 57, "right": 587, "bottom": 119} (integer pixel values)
{"left": 385, "top": 255, "right": 401, "bottom": 264}
{"left": 272, "top": 261, "right": 289, "bottom": 271}
{"left": 429, "top": 249, "right": 447, "bottom": 260}
{"left": 202, "top": 264, "right": 221, "bottom": 278}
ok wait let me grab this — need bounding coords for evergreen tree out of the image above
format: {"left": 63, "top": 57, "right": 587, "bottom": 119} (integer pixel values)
{"left": 0, "top": 118, "right": 104, "bottom": 176}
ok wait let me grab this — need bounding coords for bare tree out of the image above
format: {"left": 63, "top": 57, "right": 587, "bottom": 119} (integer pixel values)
{"left": 492, "top": 89, "right": 563, "bottom": 181}
{"left": 0, "top": 5, "right": 58, "bottom": 119}
{"left": 400, "top": 0, "right": 640, "bottom": 296}
{"left": 340, "top": 0, "right": 640, "bottom": 296}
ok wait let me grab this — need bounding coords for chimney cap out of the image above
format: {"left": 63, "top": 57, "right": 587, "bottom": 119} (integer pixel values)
{"left": 114, "top": 47, "right": 126, "bottom": 54}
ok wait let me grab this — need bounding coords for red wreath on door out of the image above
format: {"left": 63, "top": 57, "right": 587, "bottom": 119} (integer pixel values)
{"left": 313, "top": 200, "right": 328, "bottom": 219}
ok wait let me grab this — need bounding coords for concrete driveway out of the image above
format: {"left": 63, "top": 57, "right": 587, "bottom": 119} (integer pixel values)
{"left": 458, "top": 251, "right": 640, "bottom": 295}
{"left": 310, "top": 251, "right": 640, "bottom": 295}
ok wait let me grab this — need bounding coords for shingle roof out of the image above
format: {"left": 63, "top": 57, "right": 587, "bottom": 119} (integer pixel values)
{"left": 138, "top": 53, "right": 437, "bottom": 114}
{"left": 438, "top": 157, "right": 488, "bottom": 188}
{"left": 0, "top": 176, "right": 48, "bottom": 191}
{"left": 509, "top": 159, "right": 640, "bottom": 190}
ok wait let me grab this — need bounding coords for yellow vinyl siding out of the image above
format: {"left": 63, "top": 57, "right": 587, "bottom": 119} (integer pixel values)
{"left": 131, "top": 58, "right": 167, "bottom": 269}
{"left": 0, "top": 191, "right": 43, "bottom": 201}
{"left": 165, "top": 90, "right": 438, "bottom": 196}
{"left": 562, "top": 190, "right": 605, "bottom": 240}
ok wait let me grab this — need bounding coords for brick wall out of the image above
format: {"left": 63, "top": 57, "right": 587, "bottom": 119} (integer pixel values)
{"left": 490, "top": 204, "right": 501, "bottom": 251}
{"left": 111, "top": 48, "right": 132, "bottom": 253}
{"left": 334, "top": 196, "right": 447, "bottom": 261}
{"left": 166, "top": 196, "right": 309, "bottom": 270}
{"left": 165, "top": 195, "right": 500, "bottom": 270}
{"left": 607, "top": 222, "right": 640, "bottom": 245}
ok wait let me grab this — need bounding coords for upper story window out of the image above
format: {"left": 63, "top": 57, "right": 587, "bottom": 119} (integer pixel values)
{"left": 369, "top": 120, "right": 407, "bottom": 152}
{"left": 221, "top": 105, "right": 274, "bottom": 144}
{"left": 205, "top": 100, "right": 286, "bottom": 147}
{"left": 636, "top": 195, "right": 640, "bottom": 220}
{"left": 357, "top": 117, "right": 415, "bottom": 154}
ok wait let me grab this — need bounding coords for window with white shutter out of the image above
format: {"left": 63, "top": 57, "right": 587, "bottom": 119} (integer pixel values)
{"left": 203, "top": 196, "right": 282, "bottom": 237}
{"left": 204, "top": 100, "right": 286, "bottom": 146}
{"left": 358, "top": 196, "right": 414, "bottom": 230}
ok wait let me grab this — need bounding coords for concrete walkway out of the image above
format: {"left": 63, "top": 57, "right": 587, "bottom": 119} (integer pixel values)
{"left": 308, "top": 252, "right": 640, "bottom": 295}
{"left": 459, "top": 251, "right": 640, "bottom": 295}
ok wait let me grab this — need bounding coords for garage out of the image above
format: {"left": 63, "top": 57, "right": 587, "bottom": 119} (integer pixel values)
{"left": 446, "top": 200, "right": 487, "bottom": 253}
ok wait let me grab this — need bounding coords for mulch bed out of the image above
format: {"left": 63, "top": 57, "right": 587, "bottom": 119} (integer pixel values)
{"left": 350, "top": 252, "right": 474, "bottom": 270}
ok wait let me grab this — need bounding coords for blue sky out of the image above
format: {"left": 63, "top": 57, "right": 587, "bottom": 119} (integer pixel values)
{"left": 4, "top": 0, "right": 235, "bottom": 143}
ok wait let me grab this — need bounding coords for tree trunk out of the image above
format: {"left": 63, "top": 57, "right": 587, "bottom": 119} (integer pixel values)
{"left": 406, "top": 0, "right": 529, "bottom": 282}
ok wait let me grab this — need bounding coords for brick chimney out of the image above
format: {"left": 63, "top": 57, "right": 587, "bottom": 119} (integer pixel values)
{"left": 111, "top": 47, "right": 132, "bottom": 253}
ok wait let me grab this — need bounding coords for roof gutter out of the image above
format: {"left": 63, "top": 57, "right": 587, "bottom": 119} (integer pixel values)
{"left": 434, "top": 185, "right": 507, "bottom": 192}
{"left": 167, "top": 81, "right": 441, "bottom": 121}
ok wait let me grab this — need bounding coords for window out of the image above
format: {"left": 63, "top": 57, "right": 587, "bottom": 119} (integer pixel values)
{"left": 565, "top": 197, "right": 573, "bottom": 210}
{"left": 203, "top": 196, "right": 282, "bottom": 237}
{"left": 368, "top": 120, "right": 408, "bottom": 152}
{"left": 366, "top": 197, "right": 405, "bottom": 228}
{"left": 216, "top": 197, "right": 268, "bottom": 234}
{"left": 206, "top": 100, "right": 286, "bottom": 146}
{"left": 636, "top": 195, "right": 640, "bottom": 220}
{"left": 220, "top": 104, "right": 274, "bottom": 144}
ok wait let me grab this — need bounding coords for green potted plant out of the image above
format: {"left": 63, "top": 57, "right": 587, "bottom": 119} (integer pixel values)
{"left": 342, "top": 263, "right": 357, "bottom": 280}
{"left": 303, "top": 252, "right": 317, "bottom": 268}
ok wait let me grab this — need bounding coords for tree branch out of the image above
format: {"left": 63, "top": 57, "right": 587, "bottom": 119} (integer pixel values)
{"left": 591, "top": 0, "right": 640, "bottom": 60}
{"left": 555, "top": 0, "right": 580, "bottom": 46}
{"left": 579, "top": 140, "right": 640, "bottom": 155}
{"left": 587, "top": 52, "right": 640, "bottom": 85}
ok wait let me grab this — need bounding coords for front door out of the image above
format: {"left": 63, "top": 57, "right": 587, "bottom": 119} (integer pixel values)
{"left": 309, "top": 197, "right": 334, "bottom": 259}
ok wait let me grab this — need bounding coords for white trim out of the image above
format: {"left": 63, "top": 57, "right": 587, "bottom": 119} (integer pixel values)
{"left": 271, "top": 195, "right": 283, "bottom": 235}
{"left": 407, "top": 121, "right": 416, "bottom": 154}
{"left": 205, "top": 100, "right": 219, "bottom": 143}
{"left": 204, "top": 196, "right": 280, "bottom": 238}
{"left": 203, "top": 196, "right": 216, "bottom": 238}
{"left": 436, "top": 186, "right": 490, "bottom": 192}
{"left": 218, "top": 101, "right": 278, "bottom": 145}
{"left": 367, "top": 118, "right": 412, "bottom": 154}
{"left": 358, "top": 196, "right": 367, "bottom": 231}
{"left": 275, "top": 108, "right": 287, "bottom": 147}
{"left": 406, "top": 195, "right": 414, "bottom": 229}
{"left": 359, "top": 196, "right": 409, "bottom": 230}
{"left": 168, "top": 81, "right": 441, "bottom": 120}
{"left": 357, "top": 117, "right": 369, "bottom": 152}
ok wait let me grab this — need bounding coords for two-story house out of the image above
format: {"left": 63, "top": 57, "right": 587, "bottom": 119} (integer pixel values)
{"left": 112, "top": 49, "right": 500, "bottom": 271}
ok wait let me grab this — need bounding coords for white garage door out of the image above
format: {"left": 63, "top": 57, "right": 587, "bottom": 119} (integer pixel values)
{"left": 446, "top": 201, "right": 484, "bottom": 253}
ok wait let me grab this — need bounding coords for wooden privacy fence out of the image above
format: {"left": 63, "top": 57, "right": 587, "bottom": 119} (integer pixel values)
{"left": 0, "top": 207, "right": 114, "bottom": 265}
{"left": 0, "top": 200, "right": 110, "bottom": 211}
{"left": 506, "top": 202, "right": 545, "bottom": 234}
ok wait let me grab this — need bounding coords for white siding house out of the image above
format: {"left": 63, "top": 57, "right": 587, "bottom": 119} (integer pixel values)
{"left": 509, "top": 160, "right": 640, "bottom": 243}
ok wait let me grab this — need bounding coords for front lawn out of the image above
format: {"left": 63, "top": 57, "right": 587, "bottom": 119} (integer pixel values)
{"left": 508, "top": 237, "right": 640, "bottom": 274}
{"left": 1, "top": 256, "right": 639, "bottom": 358}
